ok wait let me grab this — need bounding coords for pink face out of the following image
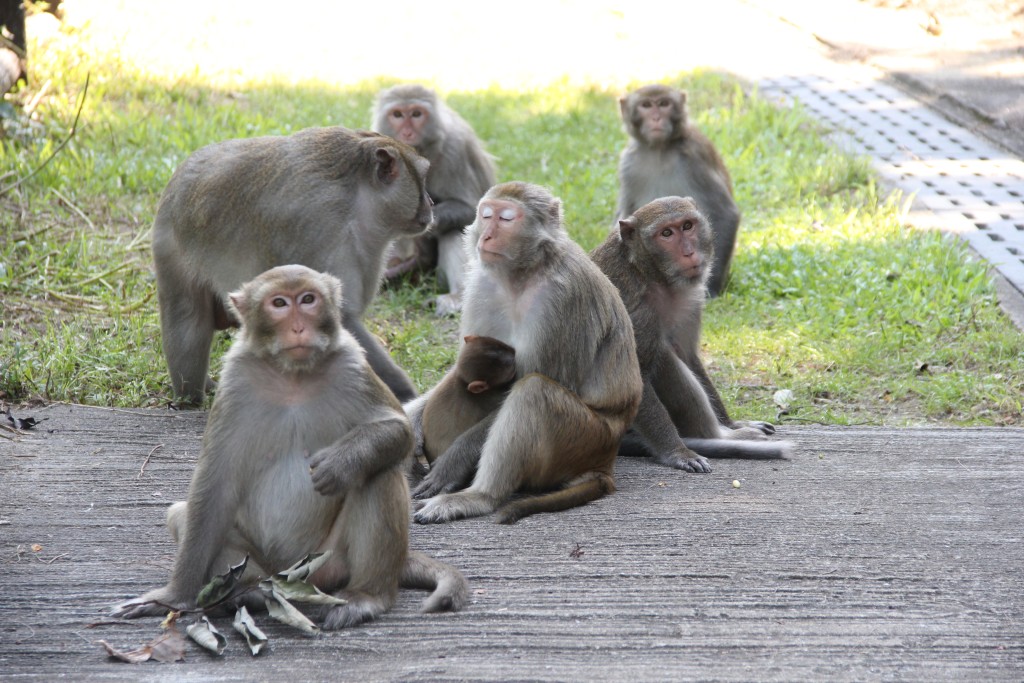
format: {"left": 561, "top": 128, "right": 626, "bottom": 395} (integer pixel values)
{"left": 636, "top": 95, "right": 676, "bottom": 142}
{"left": 653, "top": 218, "right": 703, "bottom": 279}
{"left": 476, "top": 199, "right": 523, "bottom": 263}
{"left": 386, "top": 104, "right": 429, "bottom": 146}
{"left": 263, "top": 288, "right": 323, "bottom": 361}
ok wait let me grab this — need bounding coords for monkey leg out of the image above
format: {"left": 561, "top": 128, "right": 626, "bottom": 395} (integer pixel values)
{"left": 414, "top": 373, "right": 617, "bottom": 524}
{"left": 413, "top": 416, "right": 491, "bottom": 499}
{"left": 155, "top": 258, "right": 216, "bottom": 404}
{"left": 652, "top": 356, "right": 722, "bottom": 440}
{"left": 321, "top": 469, "right": 407, "bottom": 630}
{"left": 433, "top": 230, "right": 467, "bottom": 316}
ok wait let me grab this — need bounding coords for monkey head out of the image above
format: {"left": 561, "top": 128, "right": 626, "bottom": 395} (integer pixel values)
{"left": 620, "top": 85, "right": 687, "bottom": 147}
{"left": 227, "top": 265, "right": 344, "bottom": 372}
{"left": 374, "top": 84, "right": 441, "bottom": 149}
{"left": 469, "top": 181, "right": 563, "bottom": 273}
{"left": 619, "top": 196, "right": 714, "bottom": 287}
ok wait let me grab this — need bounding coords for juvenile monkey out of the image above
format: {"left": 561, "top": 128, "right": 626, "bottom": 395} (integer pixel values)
{"left": 153, "top": 127, "right": 432, "bottom": 404}
{"left": 421, "top": 335, "right": 516, "bottom": 465}
{"left": 372, "top": 84, "right": 498, "bottom": 315}
{"left": 406, "top": 182, "right": 643, "bottom": 524}
{"left": 616, "top": 85, "right": 740, "bottom": 297}
{"left": 113, "top": 265, "right": 468, "bottom": 629}
{"left": 592, "top": 197, "right": 791, "bottom": 473}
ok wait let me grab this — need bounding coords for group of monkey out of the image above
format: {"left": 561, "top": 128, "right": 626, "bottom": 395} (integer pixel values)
{"left": 112, "top": 84, "right": 792, "bottom": 630}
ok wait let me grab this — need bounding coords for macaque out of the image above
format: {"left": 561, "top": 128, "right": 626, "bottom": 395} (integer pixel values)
{"left": 421, "top": 335, "right": 516, "bottom": 465}
{"left": 406, "top": 182, "right": 643, "bottom": 524}
{"left": 113, "top": 265, "right": 468, "bottom": 629}
{"left": 372, "top": 84, "right": 498, "bottom": 315}
{"left": 153, "top": 127, "right": 432, "bottom": 404}
{"left": 591, "top": 197, "right": 791, "bottom": 473}
{"left": 616, "top": 85, "right": 740, "bottom": 297}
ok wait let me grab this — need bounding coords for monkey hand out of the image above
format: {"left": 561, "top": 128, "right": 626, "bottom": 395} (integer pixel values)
{"left": 306, "top": 445, "right": 354, "bottom": 497}
{"left": 111, "top": 585, "right": 194, "bottom": 619}
{"left": 411, "top": 470, "right": 463, "bottom": 500}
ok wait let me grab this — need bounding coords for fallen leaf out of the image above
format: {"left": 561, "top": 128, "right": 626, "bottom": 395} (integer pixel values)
{"left": 98, "top": 626, "right": 186, "bottom": 664}
{"left": 276, "top": 551, "right": 331, "bottom": 583}
{"left": 186, "top": 616, "right": 227, "bottom": 655}
{"left": 262, "top": 582, "right": 320, "bottom": 636}
{"left": 196, "top": 555, "right": 249, "bottom": 608}
{"left": 233, "top": 606, "right": 268, "bottom": 655}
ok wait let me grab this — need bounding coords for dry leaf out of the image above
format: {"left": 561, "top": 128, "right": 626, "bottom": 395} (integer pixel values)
{"left": 233, "top": 606, "right": 268, "bottom": 655}
{"left": 186, "top": 616, "right": 227, "bottom": 655}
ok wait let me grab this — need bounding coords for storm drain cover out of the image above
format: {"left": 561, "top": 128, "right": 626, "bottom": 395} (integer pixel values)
{"left": 760, "top": 70, "right": 1024, "bottom": 297}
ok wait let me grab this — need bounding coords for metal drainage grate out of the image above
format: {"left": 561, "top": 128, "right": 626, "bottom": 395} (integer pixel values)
{"left": 760, "top": 70, "right": 1024, "bottom": 297}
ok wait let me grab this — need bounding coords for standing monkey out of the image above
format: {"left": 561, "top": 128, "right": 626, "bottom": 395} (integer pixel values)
{"left": 153, "top": 127, "right": 432, "bottom": 404}
{"left": 421, "top": 335, "right": 516, "bottom": 465}
{"left": 407, "top": 182, "right": 643, "bottom": 524}
{"left": 616, "top": 84, "right": 740, "bottom": 297}
{"left": 113, "top": 265, "right": 468, "bottom": 629}
{"left": 592, "top": 197, "right": 790, "bottom": 473}
{"left": 372, "top": 84, "right": 498, "bottom": 315}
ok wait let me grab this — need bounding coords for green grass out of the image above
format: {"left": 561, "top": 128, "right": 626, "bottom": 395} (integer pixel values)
{"left": 1, "top": 20, "right": 1022, "bottom": 425}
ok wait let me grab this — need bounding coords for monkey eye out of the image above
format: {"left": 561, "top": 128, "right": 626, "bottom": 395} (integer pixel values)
{"left": 481, "top": 206, "right": 494, "bottom": 219}
{"left": 390, "top": 110, "right": 403, "bottom": 119}
{"left": 300, "top": 293, "right": 316, "bottom": 305}
{"left": 682, "top": 220, "right": 694, "bottom": 231}
{"left": 660, "top": 228, "right": 674, "bottom": 238}
{"left": 271, "top": 296, "right": 288, "bottom": 308}
{"left": 499, "top": 208, "right": 516, "bottom": 221}
{"left": 411, "top": 109, "right": 423, "bottom": 118}
{"left": 658, "top": 99, "right": 671, "bottom": 107}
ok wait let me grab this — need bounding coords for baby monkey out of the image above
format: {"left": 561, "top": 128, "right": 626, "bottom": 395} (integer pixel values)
{"left": 421, "top": 335, "right": 517, "bottom": 467}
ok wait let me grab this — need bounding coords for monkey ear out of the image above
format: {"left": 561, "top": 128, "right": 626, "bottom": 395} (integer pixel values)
{"left": 548, "top": 197, "right": 563, "bottom": 225}
{"left": 227, "top": 291, "right": 248, "bottom": 319}
{"left": 467, "top": 380, "right": 489, "bottom": 394}
{"left": 375, "top": 148, "right": 400, "bottom": 184}
{"left": 618, "top": 217, "right": 638, "bottom": 242}
{"left": 463, "top": 335, "right": 479, "bottom": 344}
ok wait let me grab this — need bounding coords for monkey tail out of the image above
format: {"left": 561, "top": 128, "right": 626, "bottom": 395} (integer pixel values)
{"left": 683, "top": 439, "right": 793, "bottom": 460}
{"left": 401, "top": 550, "right": 470, "bottom": 614}
{"left": 495, "top": 472, "right": 615, "bottom": 525}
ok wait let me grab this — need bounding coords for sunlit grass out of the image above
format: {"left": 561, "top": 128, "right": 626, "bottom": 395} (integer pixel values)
{"left": 1, "top": 6, "right": 1022, "bottom": 424}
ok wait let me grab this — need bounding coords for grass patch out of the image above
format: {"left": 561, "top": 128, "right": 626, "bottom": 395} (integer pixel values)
{"left": 1, "top": 18, "right": 1022, "bottom": 425}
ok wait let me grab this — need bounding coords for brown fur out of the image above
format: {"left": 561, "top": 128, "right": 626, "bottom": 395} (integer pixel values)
{"left": 153, "top": 126, "right": 431, "bottom": 404}
{"left": 592, "top": 197, "right": 791, "bottom": 472}
{"left": 616, "top": 85, "right": 740, "bottom": 297}
{"left": 406, "top": 182, "right": 642, "bottom": 524}
{"left": 112, "top": 265, "right": 468, "bottom": 629}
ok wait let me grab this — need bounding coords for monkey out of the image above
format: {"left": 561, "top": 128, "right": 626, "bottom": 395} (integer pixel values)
{"left": 591, "top": 196, "right": 791, "bottom": 473}
{"left": 421, "top": 335, "right": 516, "bottom": 465}
{"left": 405, "top": 181, "right": 643, "bottom": 525}
{"left": 153, "top": 126, "right": 432, "bottom": 404}
{"left": 112, "top": 265, "right": 468, "bottom": 629}
{"left": 616, "top": 84, "right": 740, "bottom": 297}
{"left": 372, "top": 84, "right": 498, "bottom": 315}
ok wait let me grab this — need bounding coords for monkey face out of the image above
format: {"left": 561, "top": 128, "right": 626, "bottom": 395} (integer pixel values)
{"left": 636, "top": 95, "right": 677, "bottom": 143}
{"left": 385, "top": 104, "right": 430, "bottom": 147}
{"left": 475, "top": 199, "right": 524, "bottom": 263}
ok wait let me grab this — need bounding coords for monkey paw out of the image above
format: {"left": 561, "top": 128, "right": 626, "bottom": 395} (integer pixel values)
{"left": 731, "top": 426, "right": 770, "bottom": 441}
{"left": 433, "top": 293, "right": 462, "bottom": 317}
{"left": 654, "top": 451, "right": 713, "bottom": 473}
{"left": 414, "top": 492, "right": 492, "bottom": 524}
{"left": 321, "top": 593, "right": 387, "bottom": 630}
{"left": 737, "top": 420, "right": 776, "bottom": 436}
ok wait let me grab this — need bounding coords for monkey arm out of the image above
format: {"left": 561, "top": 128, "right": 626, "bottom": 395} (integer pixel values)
{"left": 307, "top": 414, "right": 413, "bottom": 497}
{"left": 342, "top": 314, "right": 418, "bottom": 403}
{"left": 412, "top": 415, "right": 492, "bottom": 499}
{"left": 430, "top": 197, "right": 476, "bottom": 235}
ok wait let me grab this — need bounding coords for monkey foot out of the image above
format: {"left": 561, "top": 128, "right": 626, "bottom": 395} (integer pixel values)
{"left": 433, "top": 293, "right": 462, "bottom": 317}
{"left": 414, "top": 492, "right": 494, "bottom": 524}
{"left": 321, "top": 593, "right": 387, "bottom": 630}
{"left": 654, "top": 452, "right": 713, "bottom": 473}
